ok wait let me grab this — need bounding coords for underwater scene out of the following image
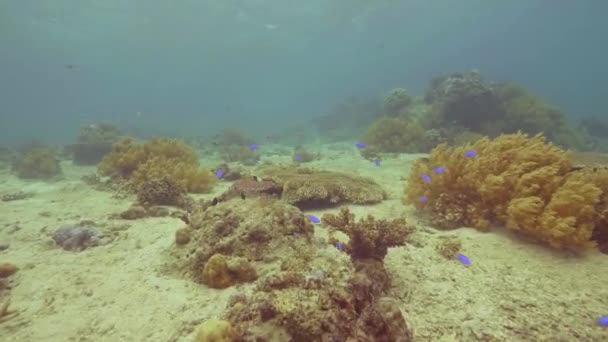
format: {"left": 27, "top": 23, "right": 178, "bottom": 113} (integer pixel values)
{"left": 1, "top": 1, "right": 608, "bottom": 341}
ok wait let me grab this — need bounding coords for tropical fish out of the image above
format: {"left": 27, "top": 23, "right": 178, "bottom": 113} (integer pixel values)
{"left": 433, "top": 167, "right": 446, "bottom": 173}
{"left": 336, "top": 241, "right": 343, "bottom": 250}
{"left": 420, "top": 195, "right": 428, "bottom": 201}
{"left": 215, "top": 169, "right": 224, "bottom": 179}
{"left": 307, "top": 215, "right": 321, "bottom": 224}
{"left": 374, "top": 158, "right": 381, "bottom": 166}
{"left": 294, "top": 155, "right": 302, "bottom": 161}
{"left": 422, "top": 174, "right": 431, "bottom": 183}
{"left": 464, "top": 150, "right": 478, "bottom": 157}
{"left": 248, "top": 143, "right": 259, "bottom": 150}
{"left": 457, "top": 253, "right": 471, "bottom": 266}
{"left": 355, "top": 142, "right": 365, "bottom": 148}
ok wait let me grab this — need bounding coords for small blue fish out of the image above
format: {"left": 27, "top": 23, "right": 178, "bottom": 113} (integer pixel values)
{"left": 336, "top": 241, "right": 343, "bottom": 250}
{"left": 248, "top": 143, "right": 259, "bottom": 150}
{"left": 215, "top": 168, "right": 224, "bottom": 179}
{"left": 374, "top": 158, "right": 381, "bottom": 166}
{"left": 307, "top": 215, "right": 321, "bottom": 224}
{"left": 422, "top": 174, "right": 431, "bottom": 183}
{"left": 355, "top": 142, "right": 366, "bottom": 148}
{"left": 420, "top": 195, "right": 428, "bottom": 201}
{"left": 598, "top": 315, "right": 608, "bottom": 326}
{"left": 457, "top": 253, "right": 471, "bottom": 266}
{"left": 294, "top": 155, "right": 302, "bottom": 161}
{"left": 433, "top": 167, "right": 446, "bottom": 173}
{"left": 464, "top": 150, "right": 478, "bottom": 157}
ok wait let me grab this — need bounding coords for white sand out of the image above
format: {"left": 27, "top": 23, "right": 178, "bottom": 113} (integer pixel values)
{"left": 1, "top": 146, "right": 607, "bottom": 341}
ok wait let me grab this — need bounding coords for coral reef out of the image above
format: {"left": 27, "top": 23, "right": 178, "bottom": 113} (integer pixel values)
{"left": 406, "top": 132, "right": 608, "bottom": 251}
{"left": 11, "top": 147, "right": 62, "bottom": 179}
{"left": 262, "top": 167, "right": 386, "bottom": 208}
{"left": 52, "top": 224, "right": 100, "bottom": 251}
{"left": 71, "top": 123, "right": 122, "bottom": 165}
{"left": 363, "top": 117, "right": 427, "bottom": 153}
{"left": 166, "top": 196, "right": 414, "bottom": 341}
{"left": 98, "top": 138, "right": 215, "bottom": 194}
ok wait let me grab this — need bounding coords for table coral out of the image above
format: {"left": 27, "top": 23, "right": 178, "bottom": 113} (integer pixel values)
{"left": 263, "top": 167, "right": 386, "bottom": 208}
{"left": 406, "top": 132, "right": 608, "bottom": 251}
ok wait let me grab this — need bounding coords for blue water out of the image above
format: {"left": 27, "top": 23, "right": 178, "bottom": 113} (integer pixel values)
{"left": 1, "top": 0, "right": 606, "bottom": 144}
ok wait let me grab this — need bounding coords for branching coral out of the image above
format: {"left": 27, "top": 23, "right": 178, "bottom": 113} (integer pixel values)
{"left": 322, "top": 207, "right": 415, "bottom": 261}
{"left": 405, "top": 132, "right": 608, "bottom": 251}
{"left": 98, "top": 138, "right": 215, "bottom": 194}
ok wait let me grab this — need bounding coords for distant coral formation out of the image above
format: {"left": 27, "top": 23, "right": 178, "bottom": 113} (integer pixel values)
{"left": 11, "top": 146, "right": 62, "bottom": 179}
{"left": 71, "top": 122, "right": 123, "bottom": 165}
{"left": 405, "top": 132, "right": 608, "bottom": 251}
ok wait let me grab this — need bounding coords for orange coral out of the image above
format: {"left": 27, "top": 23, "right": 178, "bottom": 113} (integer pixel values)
{"left": 405, "top": 132, "right": 607, "bottom": 251}
{"left": 98, "top": 138, "right": 215, "bottom": 193}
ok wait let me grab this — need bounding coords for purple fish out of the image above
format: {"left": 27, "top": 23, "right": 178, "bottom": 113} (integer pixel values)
{"left": 464, "top": 150, "right": 478, "bottom": 157}
{"left": 248, "top": 143, "right": 259, "bottom": 150}
{"left": 374, "top": 158, "right": 381, "bottom": 166}
{"left": 420, "top": 195, "right": 428, "bottom": 201}
{"left": 294, "top": 155, "right": 302, "bottom": 161}
{"left": 215, "top": 168, "right": 224, "bottom": 179}
{"left": 355, "top": 142, "right": 365, "bottom": 148}
{"left": 598, "top": 315, "right": 608, "bottom": 326}
{"left": 422, "top": 174, "right": 431, "bottom": 182}
{"left": 433, "top": 167, "right": 446, "bottom": 173}
{"left": 307, "top": 215, "right": 321, "bottom": 224}
{"left": 457, "top": 253, "right": 471, "bottom": 266}
{"left": 336, "top": 241, "right": 343, "bottom": 250}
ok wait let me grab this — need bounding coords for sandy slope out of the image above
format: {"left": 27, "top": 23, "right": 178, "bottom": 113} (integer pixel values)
{"left": 0, "top": 145, "right": 607, "bottom": 341}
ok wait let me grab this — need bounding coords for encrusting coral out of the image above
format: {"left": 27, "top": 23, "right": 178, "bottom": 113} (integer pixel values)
{"left": 405, "top": 132, "right": 608, "bottom": 251}
{"left": 98, "top": 138, "right": 215, "bottom": 194}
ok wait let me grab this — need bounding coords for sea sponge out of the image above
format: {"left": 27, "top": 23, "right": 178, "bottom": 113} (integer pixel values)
{"left": 194, "top": 318, "right": 237, "bottom": 342}
{"left": 263, "top": 167, "right": 386, "bottom": 208}
{"left": 98, "top": 138, "right": 215, "bottom": 193}
{"left": 405, "top": 132, "right": 608, "bottom": 251}
{"left": 11, "top": 147, "right": 62, "bottom": 179}
{"left": 201, "top": 254, "right": 257, "bottom": 289}
{"left": 363, "top": 117, "right": 426, "bottom": 153}
{"left": 322, "top": 207, "right": 415, "bottom": 261}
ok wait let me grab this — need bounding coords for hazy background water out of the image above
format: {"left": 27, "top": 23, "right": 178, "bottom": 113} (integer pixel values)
{"left": 1, "top": 0, "right": 606, "bottom": 145}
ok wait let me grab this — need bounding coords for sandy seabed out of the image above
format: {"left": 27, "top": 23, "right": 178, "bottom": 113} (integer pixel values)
{"left": 0, "top": 144, "right": 607, "bottom": 341}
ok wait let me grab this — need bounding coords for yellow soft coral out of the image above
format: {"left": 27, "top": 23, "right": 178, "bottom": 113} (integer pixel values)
{"left": 405, "top": 132, "right": 606, "bottom": 251}
{"left": 98, "top": 138, "right": 215, "bottom": 193}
